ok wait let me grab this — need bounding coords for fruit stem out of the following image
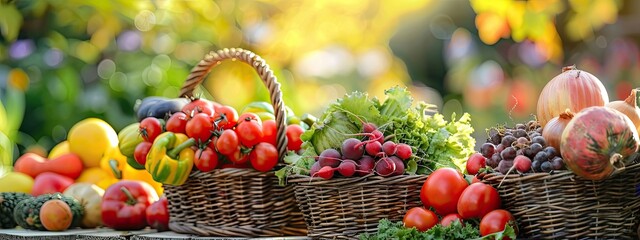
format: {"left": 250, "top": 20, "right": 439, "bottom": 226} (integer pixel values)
{"left": 560, "top": 109, "right": 574, "bottom": 119}
{"left": 168, "top": 138, "right": 197, "bottom": 158}
{"left": 625, "top": 89, "right": 637, "bottom": 108}
{"left": 120, "top": 187, "right": 138, "bottom": 206}
{"left": 109, "top": 159, "right": 123, "bottom": 179}
{"left": 610, "top": 153, "right": 623, "bottom": 167}
{"left": 562, "top": 65, "right": 577, "bottom": 72}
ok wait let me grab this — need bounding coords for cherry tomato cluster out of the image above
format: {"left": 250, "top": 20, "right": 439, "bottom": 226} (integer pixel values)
{"left": 402, "top": 168, "right": 518, "bottom": 238}
{"left": 133, "top": 98, "right": 305, "bottom": 173}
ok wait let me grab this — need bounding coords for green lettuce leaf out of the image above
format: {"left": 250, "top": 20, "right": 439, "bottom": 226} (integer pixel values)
{"left": 379, "top": 86, "right": 413, "bottom": 120}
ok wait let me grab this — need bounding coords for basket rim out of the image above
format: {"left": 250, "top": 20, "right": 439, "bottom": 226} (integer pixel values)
{"left": 483, "top": 162, "right": 640, "bottom": 183}
{"left": 287, "top": 173, "right": 428, "bottom": 187}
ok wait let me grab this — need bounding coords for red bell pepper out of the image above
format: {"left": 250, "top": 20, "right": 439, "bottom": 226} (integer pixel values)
{"left": 146, "top": 196, "right": 169, "bottom": 231}
{"left": 101, "top": 180, "right": 159, "bottom": 230}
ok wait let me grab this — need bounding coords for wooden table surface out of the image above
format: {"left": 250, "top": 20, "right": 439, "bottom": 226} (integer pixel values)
{"left": 0, "top": 228, "right": 310, "bottom": 240}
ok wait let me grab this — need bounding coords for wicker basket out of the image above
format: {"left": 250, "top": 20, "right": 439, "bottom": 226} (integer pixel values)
{"left": 483, "top": 163, "right": 640, "bottom": 239}
{"left": 288, "top": 174, "right": 428, "bottom": 239}
{"left": 164, "top": 48, "right": 306, "bottom": 237}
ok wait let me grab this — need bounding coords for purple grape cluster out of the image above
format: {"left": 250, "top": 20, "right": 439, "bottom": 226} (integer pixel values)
{"left": 482, "top": 120, "right": 565, "bottom": 174}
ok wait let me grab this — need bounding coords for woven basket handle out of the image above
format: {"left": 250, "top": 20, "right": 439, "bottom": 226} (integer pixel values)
{"left": 179, "top": 48, "right": 288, "bottom": 161}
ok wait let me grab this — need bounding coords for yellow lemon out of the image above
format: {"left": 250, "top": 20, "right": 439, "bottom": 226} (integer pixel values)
{"left": 0, "top": 172, "right": 34, "bottom": 193}
{"left": 67, "top": 118, "right": 119, "bottom": 168}
{"left": 48, "top": 140, "right": 71, "bottom": 159}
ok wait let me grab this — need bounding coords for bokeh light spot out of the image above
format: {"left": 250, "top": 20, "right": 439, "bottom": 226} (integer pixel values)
{"left": 357, "top": 49, "right": 390, "bottom": 78}
{"left": 44, "top": 49, "right": 64, "bottom": 67}
{"left": 51, "top": 125, "right": 68, "bottom": 143}
{"left": 142, "top": 66, "right": 163, "bottom": 86}
{"left": 117, "top": 31, "right": 142, "bottom": 51}
{"left": 97, "top": 59, "right": 116, "bottom": 79}
{"left": 596, "top": 35, "right": 607, "bottom": 48}
{"left": 152, "top": 33, "right": 177, "bottom": 54}
{"left": 152, "top": 54, "right": 172, "bottom": 70}
{"left": 9, "top": 40, "right": 35, "bottom": 60}
{"left": 134, "top": 10, "right": 156, "bottom": 32}
{"left": 109, "top": 72, "right": 127, "bottom": 92}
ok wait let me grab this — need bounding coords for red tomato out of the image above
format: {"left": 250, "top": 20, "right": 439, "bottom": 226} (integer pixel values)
{"left": 249, "top": 143, "right": 278, "bottom": 172}
{"left": 236, "top": 117, "right": 263, "bottom": 147}
{"left": 286, "top": 124, "right": 304, "bottom": 151}
{"left": 165, "top": 112, "right": 189, "bottom": 134}
{"left": 182, "top": 99, "right": 214, "bottom": 117}
{"left": 457, "top": 182, "right": 501, "bottom": 219}
{"left": 139, "top": 117, "right": 163, "bottom": 142}
{"left": 212, "top": 105, "right": 239, "bottom": 130}
{"left": 420, "top": 168, "right": 469, "bottom": 215}
{"left": 261, "top": 120, "right": 277, "bottom": 146}
{"left": 226, "top": 147, "right": 250, "bottom": 164}
{"left": 216, "top": 130, "right": 239, "bottom": 155}
{"left": 186, "top": 113, "right": 214, "bottom": 143}
{"left": 238, "top": 112, "right": 262, "bottom": 126}
{"left": 480, "top": 209, "right": 517, "bottom": 239}
{"left": 402, "top": 207, "right": 438, "bottom": 232}
{"left": 211, "top": 101, "right": 223, "bottom": 111}
{"left": 440, "top": 213, "right": 463, "bottom": 227}
{"left": 134, "top": 142, "right": 152, "bottom": 166}
{"left": 194, "top": 147, "right": 219, "bottom": 172}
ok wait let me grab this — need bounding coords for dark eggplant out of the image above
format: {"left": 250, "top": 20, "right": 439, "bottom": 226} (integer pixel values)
{"left": 135, "top": 96, "right": 167, "bottom": 120}
{"left": 135, "top": 97, "right": 189, "bottom": 121}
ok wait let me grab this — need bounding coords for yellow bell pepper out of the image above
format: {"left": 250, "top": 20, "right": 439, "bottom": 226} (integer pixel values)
{"left": 145, "top": 132, "right": 195, "bottom": 186}
{"left": 123, "top": 164, "right": 163, "bottom": 195}
{"left": 99, "top": 146, "right": 164, "bottom": 195}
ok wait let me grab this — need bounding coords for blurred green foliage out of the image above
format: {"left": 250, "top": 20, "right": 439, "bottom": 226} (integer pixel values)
{"left": 0, "top": 0, "right": 431, "bottom": 160}
{"left": 0, "top": 0, "right": 637, "bottom": 165}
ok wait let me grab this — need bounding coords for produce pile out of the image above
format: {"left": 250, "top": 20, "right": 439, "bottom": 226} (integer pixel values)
{"left": 0, "top": 94, "right": 307, "bottom": 233}
{"left": 0, "top": 118, "right": 169, "bottom": 232}
{"left": 360, "top": 168, "right": 517, "bottom": 240}
{"left": 465, "top": 66, "right": 640, "bottom": 181}
{"left": 130, "top": 97, "right": 306, "bottom": 182}
{"left": 2, "top": 63, "right": 640, "bottom": 239}
{"left": 277, "top": 86, "right": 476, "bottom": 182}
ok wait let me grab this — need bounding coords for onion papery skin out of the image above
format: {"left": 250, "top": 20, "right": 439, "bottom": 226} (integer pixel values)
{"left": 542, "top": 110, "right": 574, "bottom": 154}
{"left": 537, "top": 66, "right": 609, "bottom": 127}
{"left": 606, "top": 89, "right": 640, "bottom": 134}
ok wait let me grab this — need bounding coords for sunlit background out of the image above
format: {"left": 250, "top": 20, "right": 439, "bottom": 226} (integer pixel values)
{"left": 1, "top": 0, "right": 638, "bottom": 161}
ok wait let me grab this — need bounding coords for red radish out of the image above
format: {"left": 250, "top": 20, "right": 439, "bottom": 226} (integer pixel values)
{"left": 309, "top": 161, "right": 322, "bottom": 176}
{"left": 466, "top": 152, "right": 486, "bottom": 175}
{"left": 338, "top": 160, "right": 357, "bottom": 177}
{"left": 513, "top": 155, "right": 532, "bottom": 173}
{"left": 342, "top": 138, "right": 365, "bottom": 160}
{"left": 375, "top": 157, "right": 396, "bottom": 176}
{"left": 371, "top": 130, "right": 384, "bottom": 144}
{"left": 357, "top": 156, "right": 375, "bottom": 176}
{"left": 382, "top": 141, "right": 397, "bottom": 156}
{"left": 365, "top": 141, "right": 382, "bottom": 156}
{"left": 316, "top": 166, "right": 335, "bottom": 179}
{"left": 318, "top": 149, "right": 342, "bottom": 167}
{"left": 396, "top": 143, "right": 412, "bottom": 160}
{"left": 362, "top": 122, "right": 378, "bottom": 133}
{"left": 389, "top": 156, "right": 405, "bottom": 176}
